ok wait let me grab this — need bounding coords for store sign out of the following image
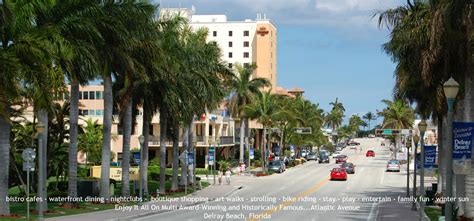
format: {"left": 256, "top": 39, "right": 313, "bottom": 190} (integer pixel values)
{"left": 91, "top": 166, "right": 139, "bottom": 181}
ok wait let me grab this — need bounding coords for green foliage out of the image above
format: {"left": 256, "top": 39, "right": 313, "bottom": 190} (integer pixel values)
{"left": 217, "top": 160, "right": 231, "bottom": 172}
{"left": 378, "top": 99, "right": 415, "bottom": 129}
{"left": 78, "top": 118, "right": 103, "bottom": 165}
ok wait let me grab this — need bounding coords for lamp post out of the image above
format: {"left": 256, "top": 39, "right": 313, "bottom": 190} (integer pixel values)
{"left": 138, "top": 135, "right": 145, "bottom": 202}
{"left": 249, "top": 137, "right": 254, "bottom": 175}
{"left": 35, "top": 122, "right": 45, "bottom": 221}
{"left": 192, "top": 141, "right": 197, "bottom": 194}
{"left": 443, "top": 77, "right": 459, "bottom": 221}
{"left": 412, "top": 134, "right": 420, "bottom": 211}
{"left": 407, "top": 133, "right": 411, "bottom": 197}
{"left": 418, "top": 120, "right": 428, "bottom": 220}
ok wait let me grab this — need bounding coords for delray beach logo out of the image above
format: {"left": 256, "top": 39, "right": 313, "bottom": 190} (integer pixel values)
{"left": 453, "top": 122, "right": 474, "bottom": 174}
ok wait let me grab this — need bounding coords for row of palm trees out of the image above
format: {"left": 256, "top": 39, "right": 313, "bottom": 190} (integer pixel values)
{"left": 377, "top": 0, "right": 474, "bottom": 218}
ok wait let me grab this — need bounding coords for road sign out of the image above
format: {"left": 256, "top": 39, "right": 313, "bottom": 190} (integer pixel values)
{"left": 23, "top": 161, "right": 35, "bottom": 171}
{"left": 22, "top": 148, "right": 36, "bottom": 161}
{"left": 208, "top": 147, "right": 215, "bottom": 166}
{"left": 294, "top": 127, "right": 312, "bottom": 134}
{"left": 188, "top": 151, "right": 194, "bottom": 165}
{"left": 179, "top": 150, "right": 188, "bottom": 164}
{"left": 249, "top": 148, "right": 254, "bottom": 160}
{"left": 376, "top": 129, "right": 402, "bottom": 136}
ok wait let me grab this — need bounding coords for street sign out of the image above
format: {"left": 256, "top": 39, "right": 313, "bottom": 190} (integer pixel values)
{"left": 22, "top": 148, "right": 36, "bottom": 161}
{"left": 290, "top": 145, "right": 295, "bottom": 157}
{"left": 453, "top": 122, "right": 474, "bottom": 174}
{"left": 23, "top": 161, "right": 35, "bottom": 171}
{"left": 294, "top": 127, "right": 312, "bottom": 134}
{"left": 179, "top": 150, "right": 188, "bottom": 165}
{"left": 132, "top": 152, "right": 141, "bottom": 165}
{"left": 188, "top": 151, "right": 194, "bottom": 165}
{"left": 376, "top": 129, "right": 402, "bottom": 136}
{"left": 424, "top": 145, "right": 437, "bottom": 176}
{"left": 249, "top": 148, "right": 254, "bottom": 160}
{"left": 208, "top": 147, "right": 215, "bottom": 166}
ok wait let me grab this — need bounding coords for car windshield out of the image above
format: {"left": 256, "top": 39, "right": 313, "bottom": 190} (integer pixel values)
{"left": 332, "top": 168, "right": 343, "bottom": 172}
{"left": 269, "top": 161, "right": 281, "bottom": 166}
{"left": 388, "top": 160, "right": 399, "bottom": 165}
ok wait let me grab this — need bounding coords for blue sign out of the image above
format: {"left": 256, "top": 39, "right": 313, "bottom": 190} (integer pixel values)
{"left": 424, "top": 145, "right": 436, "bottom": 170}
{"left": 453, "top": 122, "right": 474, "bottom": 174}
{"left": 208, "top": 147, "right": 215, "bottom": 166}
{"left": 132, "top": 152, "right": 141, "bottom": 165}
{"left": 188, "top": 152, "right": 194, "bottom": 165}
{"left": 249, "top": 148, "right": 254, "bottom": 160}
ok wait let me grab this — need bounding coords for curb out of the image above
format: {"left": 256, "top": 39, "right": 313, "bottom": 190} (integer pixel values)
{"left": 416, "top": 202, "right": 431, "bottom": 221}
{"left": 115, "top": 185, "right": 245, "bottom": 221}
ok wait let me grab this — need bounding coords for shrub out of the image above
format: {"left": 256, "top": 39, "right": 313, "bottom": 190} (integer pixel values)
{"left": 149, "top": 157, "right": 160, "bottom": 166}
{"left": 48, "top": 190, "right": 68, "bottom": 198}
{"left": 217, "top": 160, "right": 230, "bottom": 171}
{"left": 48, "top": 181, "right": 68, "bottom": 192}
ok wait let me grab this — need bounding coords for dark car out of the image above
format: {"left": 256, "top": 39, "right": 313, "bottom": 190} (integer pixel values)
{"left": 319, "top": 153, "right": 330, "bottom": 163}
{"left": 335, "top": 155, "right": 348, "bottom": 164}
{"left": 340, "top": 162, "right": 355, "bottom": 174}
{"left": 268, "top": 160, "right": 285, "bottom": 173}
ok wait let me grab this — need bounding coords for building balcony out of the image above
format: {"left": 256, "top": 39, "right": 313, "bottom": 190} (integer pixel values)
{"left": 148, "top": 135, "right": 235, "bottom": 147}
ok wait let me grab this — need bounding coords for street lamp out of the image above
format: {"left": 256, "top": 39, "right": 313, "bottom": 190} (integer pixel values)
{"left": 249, "top": 137, "right": 254, "bottom": 175}
{"left": 418, "top": 119, "right": 427, "bottom": 220}
{"left": 412, "top": 134, "right": 420, "bottom": 211}
{"left": 35, "top": 122, "right": 45, "bottom": 221}
{"left": 192, "top": 141, "right": 197, "bottom": 194}
{"left": 138, "top": 135, "right": 145, "bottom": 202}
{"left": 443, "top": 77, "right": 459, "bottom": 221}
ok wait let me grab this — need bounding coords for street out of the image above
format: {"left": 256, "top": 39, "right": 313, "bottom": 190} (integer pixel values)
{"left": 134, "top": 138, "right": 418, "bottom": 221}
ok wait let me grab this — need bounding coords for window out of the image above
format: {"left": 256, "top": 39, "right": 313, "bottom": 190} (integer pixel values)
{"left": 79, "top": 109, "right": 83, "bottom": 116}
{"left": 243, "top": 52, "right": 249, "bottom": 58}
{"left": 96, "top": 91, "right": 103, "bottom": 100}
{"left": 149, "top": 125, "right": 154, "bottom": 136}
{"left": 244, "top": 63, "right": 250, "bottom": 68}
{"left": 89, "top": 91, "right": 95, "bottom": 100}
{"left": 244, "top": 30, "right": 249, "bottom": 36}
{"left": 96, "top": 110, "right": 103, "bottom": 116}
{"left": 63, "top": 92, "right": 70, "bottom": 100}
{"left": 118, "top": 124, "right": 123, "bottom": 135}
{"left": 244, "top": 41, "right": 249, "bottom": 47}
{"left": 79, "top": 91, "right": 82, "bottom": 100}
{"left": 228, "top": 41, "right": 233, "bottom": 47}
{"left": 228, "top": 63, "right": 233, "bottom": 68}
{"left": 228, "top": 31, "right": 232, "bottom": 36}
{"left": 89, "top": 110, "right": 95, "bottom": 115}
{"left": 83, "top": 109, "right": 89, "bottom": 116}
{"left": 213, "top": 31, "right": 217, "bottom": 37}
{"left": 83, "top": 91, "right": 89, "bottom": 100}
{"left": 228, "top": 52, "right": 233, "bottom": 58}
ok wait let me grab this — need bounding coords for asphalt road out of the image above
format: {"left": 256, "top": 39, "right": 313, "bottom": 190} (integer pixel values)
{"left": 134, "top": 138, "right": 409, "bottom": 221}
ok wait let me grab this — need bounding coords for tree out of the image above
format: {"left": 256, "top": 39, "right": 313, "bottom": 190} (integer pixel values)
{"left": 363, "top": 112, "right": 377, "bottom": 132}
{"left": 228, "top": 63, "right": 270, "bottom": 164}
{"left": 378, "top": 99, "right": 415, "bottom": 130}
{"left": 78, "top": 118, "right": 103, "bottom": 166}
{"left": 325, "top": 98, "right": 345, "bottom": 132}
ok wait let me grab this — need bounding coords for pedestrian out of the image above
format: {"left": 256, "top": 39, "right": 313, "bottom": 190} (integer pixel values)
{"left": 225, "top": 169, "right": 231, "bottom": 185}
{"left": 218, "top": 170, "right": 223, "bottom": 185}
{"left": 240, "top": 163, "right": 246, "bottom": 174}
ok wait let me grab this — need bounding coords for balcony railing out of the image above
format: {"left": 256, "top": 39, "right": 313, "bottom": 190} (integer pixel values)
{"left": 148, "top": 135, "right": 235, "bottom": 146}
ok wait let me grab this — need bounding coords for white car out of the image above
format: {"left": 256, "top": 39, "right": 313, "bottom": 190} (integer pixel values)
{"left": 349, "top": 145, "right": 357, "bottom": 150}
{"left": 386, "top": 160, "right": 401, "bottom": 172}
{"left": 332, "top": 151, "right": 342, "bottom": 158}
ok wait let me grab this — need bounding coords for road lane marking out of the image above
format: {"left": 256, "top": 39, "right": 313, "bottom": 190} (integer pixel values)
{"left": 246, "top": 176, "right": 330, "bottom": 221}
{"left": 367, "top": 201, "right": 379, "bottom": 221}
{"left": 380, "top": 169, "right": 385, "bottom": 185}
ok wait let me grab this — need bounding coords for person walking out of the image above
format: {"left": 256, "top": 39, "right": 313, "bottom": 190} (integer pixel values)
{"left": 218, "top": 170, "right": 223, "bottom": 185}
{"left": 225, "top": 169, "right": 231, "bottom": 185}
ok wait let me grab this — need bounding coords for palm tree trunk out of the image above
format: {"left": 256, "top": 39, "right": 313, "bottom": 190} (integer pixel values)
{"left": 437, "top": 116, "right": 443, "bottom": 194}
{"left": 262, "top": 127, "right": 267, "bottom": 173}
{"left": 37, "top": 109, "right": 48, "bottom": 212}
{"left": 239, "top": 119, "right": 245, "bottom": 163}
{"left": 0, "top": 108, "right": 11, "bottom": 215}
{"left": 180, "top": 126, "right": 189, "bottom": 186}
{"left": 159, "top": 105, "right": 168, "bottom": 193}
{"left": 464, "top": 10, "right": 474, "bottom": 215}
{"left": 171, "top": 123, "right": 179, "bottom": 191}
{"left": 454, "top": 100, "right": 465, "bottom": 216}
{"left": 68, "top": 79, "right": 79, "bottom": 200}
{"left": 188, "top": 119, "right": 194, "bottom": 184}
{"left": 121, "top": 98, "right": 133, "bottom": 197}
{"left": 141, "top": 105, "right": 150, "bottom": 197}
{"left": 100, "top": 74, "right": 113, "bottom": 199}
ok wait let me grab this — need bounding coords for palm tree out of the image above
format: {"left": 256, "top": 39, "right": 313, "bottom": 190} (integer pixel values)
{"left": 363, "top": 112, "right": 377, "bottom": 132}
{"left": 228, "top": 63, "right": 270, "bottom": 164}
{"left": 325, "top": 98, "right": 345, "bottom": 132}
{"left": 378, "top": 99, "right": 415, "bottom": 130}
{"left": 78, "top": 119, "right": 103, "bottom": 166}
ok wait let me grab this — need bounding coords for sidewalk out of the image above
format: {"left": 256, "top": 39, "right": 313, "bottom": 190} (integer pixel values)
{"left": 376, "top": 163, "right": 435, "bottom": 221}
{"left": 46, "top": 176, "right": 249, "bottom": 221}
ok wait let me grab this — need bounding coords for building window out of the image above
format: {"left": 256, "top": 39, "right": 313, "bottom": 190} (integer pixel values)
{"left": 79, "top": 109, "right": 83, "bottom": 116}
{"left": 96, "top": 91, "right": 103, "bottom": 100}
{"left": 244, "top": 41, "right": 249, "bottom": 47}
{"left": 228, "top": 63, "right": 233, "bottom": 68}
{"left": 83, "top": 109, "right": 89, "bottom": 116}
{"left": 244, "top": 63, "right": 250, "bottom": 68}
{"left": 213, "top": 31, "right": 217, "bottom": 37}
{"left": 228, "top": 52, "right": 233, "bottom": 58}
{"left": 63, "top": 92, "right": 70, "bottom": 100}
{"left": 89, "top": 91, "right": 95, "bottom": 100}
{"left": 149, "top": 125, "right": 154, "bottom": 136}
{"left": 244, "top": 30, "right": 249, "bottom": 36}
{"left": 79, "top": 91, "right": 82, "bottom": 100}
{"left": 96, "top": 110, "right": 103, "bottom": 116}
{"left": 118, "top": 124, "right": 123, "bottom": 135}
{"left": 228, "top": 41, "right": 233, "bottom": 47}
{"left": 243, "top": 52, "right": 249, "bottom": 58}
{"left": 83, "top": 91, "right": 89, "bottom": 100}
{"left": 228, "top": 31, "right": 232, "bottom": 36}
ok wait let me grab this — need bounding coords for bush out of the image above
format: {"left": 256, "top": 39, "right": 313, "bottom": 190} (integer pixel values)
{"left": 149, "top": 157, "right": 160, "bottom": 166}
{"left": 252, "top": 159, "right": 262, "bottom": 167}
{"left": 217, "top": 160, "right": 230, "bottom": 172}
{"left": 78, "top": 166, "right": 90, "bottom": 178}
{"left": 48, "top": 190, "right": 68, "bottom": 198}
{"left": 48, "top": 181, "right": 68, "bottom": 192}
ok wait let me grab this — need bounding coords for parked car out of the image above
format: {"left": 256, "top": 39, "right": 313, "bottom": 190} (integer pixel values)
{"left": 319, "top": 154, "right": 330, "bottom": 164}
{"left": 306, "top": 152, "right": 317, "bottom": 161}
{"left": 330, "top": 168, "right": 347, "bottom": 181}
{"left": 366, "top": 150, "right": 375, "bottom": 157}
{"left": 386, "top": 159, "right": 401, "bottom": 172}
{"left": 268, "top": 160, "right": 285, "bottom": 173}
{"left": 301, "top": 150, "right": 309, "bottom": 158}
{"left": 335, "top": 155, "right": 347, "bottom": 164}
{"left": 332, "top": 151, "right": 342, "bottom": 158}
{"left": 340, "top": 162, "right": 355, "bottom": 174}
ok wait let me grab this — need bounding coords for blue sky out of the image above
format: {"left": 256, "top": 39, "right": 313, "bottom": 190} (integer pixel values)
{"left": 156, "top": 0, "right": 403, "bottom": 125}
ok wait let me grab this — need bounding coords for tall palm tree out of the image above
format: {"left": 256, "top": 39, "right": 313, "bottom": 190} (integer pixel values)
{"left": 378, "top": 99, "right": 415, "bottom": 130}
{"left": 325, "top": 98, "right": 345, "bottom": 132}
{"left": 228, "top": 63, "right": 270, "bottom": 164}
{"left": 363, "top": 112, "right": 377, "bottom": 132}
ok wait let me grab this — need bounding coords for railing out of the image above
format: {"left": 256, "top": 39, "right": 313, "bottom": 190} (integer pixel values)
{"left": 219, "top": 136, "right": 234, "bottom": 145}
{"left": 148, "top": 135, "right": 235, "bottom": 146}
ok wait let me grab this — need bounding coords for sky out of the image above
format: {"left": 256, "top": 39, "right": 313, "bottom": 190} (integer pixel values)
{"left": 156, "top": 0, "right": 404, "bottom": 125}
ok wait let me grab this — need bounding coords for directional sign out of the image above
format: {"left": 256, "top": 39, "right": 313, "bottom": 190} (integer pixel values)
{"left": 294, "top": 127, "right": 312, "bottom": 134}
{"left": 187, "top": 152, "right": 194, "bottom": 165}
{"left": 249, "top": 148, "right": 254, "bottom": 160}
{"left": 179, "top": 150, "right": 188, "bottom": 165}
{"left": 132, "top": 152, "right": 141, "bottom": 165}
{"left": 376, "top": 129, "right": 402, "bottom": 136}
{"left": 23, "top": 161, "right": 35, "bottom": 171}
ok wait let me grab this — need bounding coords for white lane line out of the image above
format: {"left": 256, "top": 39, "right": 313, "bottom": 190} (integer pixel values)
{"left": 367, "top": 201, "right": 379, "bottom": 221}
{"left": 380, "top": 169, "right": 385, "bottom": 185}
